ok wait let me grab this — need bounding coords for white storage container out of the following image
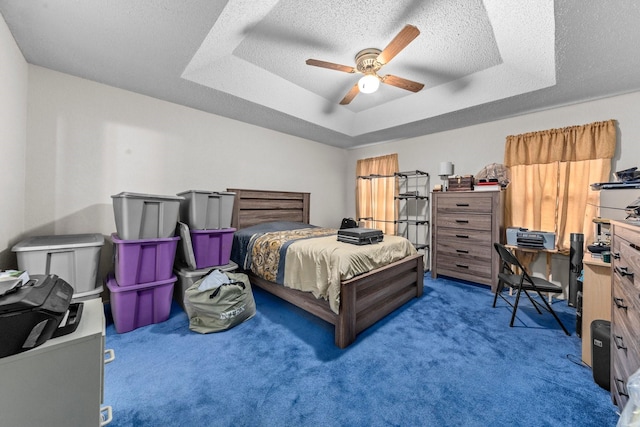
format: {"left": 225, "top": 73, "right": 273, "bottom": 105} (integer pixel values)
{"left": 218, "top": 191, "right": 236, "bottom": 229}
{"left": 112, "top": 192, "right": 183, "bottom": 240}
{"left": 12, "top": 233, "right": 104, "bottom": 299}
{"left": 177, "top": 190, "right": 235, "bottom": 229}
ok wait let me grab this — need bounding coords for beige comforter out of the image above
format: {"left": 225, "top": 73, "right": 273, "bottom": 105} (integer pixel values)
{"left": 280, "top": 235, "right": 417, "bottom": 314}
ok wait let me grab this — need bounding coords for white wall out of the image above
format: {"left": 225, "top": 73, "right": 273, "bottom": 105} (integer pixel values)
{"left": 22, "top": 66, "right": 348, "bottom": 281}
{"left": 25, "top": 66, "right": 348, "bottom": 233}
{"left": 0, "top": 14, "right": 28, "bottom": 269}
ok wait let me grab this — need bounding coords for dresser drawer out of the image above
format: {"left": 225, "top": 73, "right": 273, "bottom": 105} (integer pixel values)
{"left": 616, "top": 224, "right": 640, "bottom": 250}
{"left": 611, "top": 304, "right": 640, "bottom": 371}
{"left": 436, "top": 253, "right": 493, "bottom": 281}
{"left": 435, "top": 194, "right": 494, "bottom": 213}
{"left": 436, "top": 213, "right": 492, "bottom": 231}
{"left": 437, "top": 227, "right": 492, "bottom": 249}
{"left": 612, "top": 358, "right": 632, "bottom": 410}
{"left": 613, "top": 273, "right": 640, "bottom": 317}
{"left": 616, "top": 239, "right": 640, "bottom": 290}
{"left": 436, "top": 241, "right": 491, "bottom": 260}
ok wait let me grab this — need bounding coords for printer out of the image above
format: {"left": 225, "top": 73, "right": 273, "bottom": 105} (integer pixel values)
{"left": 0, "top": 274, "right": 83, "bottom": 358}
{"left": 506, "top": 227, "right": 556, "bottom": 250}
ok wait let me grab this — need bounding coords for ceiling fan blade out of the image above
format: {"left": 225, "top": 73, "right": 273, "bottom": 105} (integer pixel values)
{"left": 381, "top": 74, "right": 425, "bottom": 92}
{"left": 376, "top": 24, "right": 420, "bottom": 66}
{"left": 306, "top": 59, "right": 356, "bottom": 73}
{"left": 339, "top": 83, "right": 360, "bottom": 105}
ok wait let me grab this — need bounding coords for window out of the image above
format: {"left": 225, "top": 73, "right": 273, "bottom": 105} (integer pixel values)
{"left": 356, "top": 154, "right": 399, "bottom": 235}
{"left": 505, "top": 120, "right": 616, "bottom": 252}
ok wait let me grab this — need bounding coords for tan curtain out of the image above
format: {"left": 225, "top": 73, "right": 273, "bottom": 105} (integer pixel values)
{"left": 356, "top": 154, "right": 399, "bottom": 235}
{"left": 505, "top": 119, "right": 616, "bottom": 253}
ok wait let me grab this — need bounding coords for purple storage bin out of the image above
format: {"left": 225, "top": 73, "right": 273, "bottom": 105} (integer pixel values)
{"left": 190, "top": 228, "right": 235, "bottom": 269}
{"left": 105, "top": 274, "right": 176, "bottom": 333}
{"left": 111, "top": 233, "right": 179, "bottom": 286}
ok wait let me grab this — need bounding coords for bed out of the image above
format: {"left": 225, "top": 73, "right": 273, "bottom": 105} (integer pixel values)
{"left": 227, "top": 188, "right": 424, "bottom": 348}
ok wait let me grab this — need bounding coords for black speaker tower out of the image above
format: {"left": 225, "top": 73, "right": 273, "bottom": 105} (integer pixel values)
{"left": 568, "top": 233, "right": 584, "bottom": 307}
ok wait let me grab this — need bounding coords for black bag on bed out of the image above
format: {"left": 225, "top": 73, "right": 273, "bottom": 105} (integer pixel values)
{"left": 340, "top": 217, "right": 358, "bottom": 229}
{"left": 184, "top": 270, "right": 256, "bottom": 334}
{"left": 337, "top": 228, "right": 383, "bottom": 245}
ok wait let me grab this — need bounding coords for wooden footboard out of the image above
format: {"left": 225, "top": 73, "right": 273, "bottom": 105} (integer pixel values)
{"left": 248, "top": 253, "right": 424, "bottom": 348}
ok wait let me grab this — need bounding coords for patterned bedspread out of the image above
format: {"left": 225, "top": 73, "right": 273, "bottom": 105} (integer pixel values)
{"left": 249, "top": 227, "right": 337, "bottom": 283}
{"left": 232, "top": 222, "right": 417, "bottom": 314}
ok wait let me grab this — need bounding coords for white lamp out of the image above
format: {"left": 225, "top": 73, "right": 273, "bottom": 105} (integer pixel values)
{"left": 358, "top": 74, "right": 380, "bottom": 94}
{"left": 439, "top": 161, "right": 454, "bottom": 191}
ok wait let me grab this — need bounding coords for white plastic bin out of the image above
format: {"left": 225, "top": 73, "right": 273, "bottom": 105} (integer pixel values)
{"left": 112, "top": 192, "right": 183, "bottom": 240}
{"left": 218, "top": 191, "right": 236, "bottom": 229}
{"left": 12, "top": 233, "right": 104, "bottom": 298}
{"left": 177, "top": 190, "right": 235, "bottom": 229}
{"left": 177, "top": 190, "right": 220, "bottom": 230}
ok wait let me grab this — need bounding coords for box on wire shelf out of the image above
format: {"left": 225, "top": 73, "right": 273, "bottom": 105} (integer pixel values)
{"left": 12, "top": 234, "right": 104, "bottom": 300}
{"left": 111, "top": 233, "right": 180, "bottom": 286}
{"left": 176, "top": 190, "right": 235, "bottom": 230}
{"left": 105, "top": 274, "right": 176, "bottom": 333}
{"left": 111, "top": 192, "right": 183, "bottom": 240}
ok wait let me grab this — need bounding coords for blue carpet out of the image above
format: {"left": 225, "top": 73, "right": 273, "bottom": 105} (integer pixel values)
{"left": 103, "top": 275, "right": 619, "bottom": 426}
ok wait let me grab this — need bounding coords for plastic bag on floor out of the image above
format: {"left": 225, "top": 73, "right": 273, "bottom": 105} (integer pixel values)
{"left": 184, "top": 270, "right": 256, "bottom": 334}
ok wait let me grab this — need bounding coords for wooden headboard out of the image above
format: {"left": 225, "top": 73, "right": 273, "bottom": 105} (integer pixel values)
{"left": 227, "top": 189, "right": 310, "bottom": 230}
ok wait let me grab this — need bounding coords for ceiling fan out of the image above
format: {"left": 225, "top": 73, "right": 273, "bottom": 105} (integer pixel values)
{"left": 306, "top": 25, "right": 425, "bottom": 105}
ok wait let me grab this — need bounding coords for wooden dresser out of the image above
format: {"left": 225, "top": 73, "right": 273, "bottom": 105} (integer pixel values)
{"left": 431, "top": 191, "right": 504, "bottom": 290}
{"left": 610, "top": 220, "right": 640, "bottom": 410}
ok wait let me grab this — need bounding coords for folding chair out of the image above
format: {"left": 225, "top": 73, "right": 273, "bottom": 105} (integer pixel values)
{"left": 493, "top": 243, "right": 570, "bottom": 335}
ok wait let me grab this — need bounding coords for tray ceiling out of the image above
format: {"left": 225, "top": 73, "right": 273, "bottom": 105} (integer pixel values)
{"left": 2, "top": 0, "right": 640, "bottom": 148}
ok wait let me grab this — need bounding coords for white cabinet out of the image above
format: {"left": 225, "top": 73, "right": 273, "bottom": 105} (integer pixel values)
{"left": 0, "top": 298, "right": 107, "bottom": 426}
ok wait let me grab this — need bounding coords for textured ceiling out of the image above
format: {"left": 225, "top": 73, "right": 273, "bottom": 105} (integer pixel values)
{"left": 2, "top": 0, "right": 640, "bottom": 149}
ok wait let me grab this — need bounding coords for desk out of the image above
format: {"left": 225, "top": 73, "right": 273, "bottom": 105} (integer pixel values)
{"left": 505, "top": 244, "right": 558, "bottom": 280}
{"left": 581, "top": 255, "right": 611, "bottom": 367}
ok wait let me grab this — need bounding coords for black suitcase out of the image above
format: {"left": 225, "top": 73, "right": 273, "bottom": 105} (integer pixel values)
{"left": 337, "top": 228, "right": 384, "bottom": 245}
{"left": 0, "top": 274, "right": 81, "bottom": 358}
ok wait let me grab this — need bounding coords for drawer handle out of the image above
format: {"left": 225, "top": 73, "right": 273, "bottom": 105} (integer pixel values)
{"left": 456, "top": 249, "right": 469, "bottom": 254}
{"left": 613, "top": 297, "right": 628, "bottom": 310}
{"left": 615, "top": 266, "right": 635, "bottom": 278}
{"left": 613, "top": 252, "right": 620, "bottom": 260}
{"left": 455, "top": 219, "right": 469, "bottom": 223}
{"left": 455, "top": 234, "right": 470, "bottom": 239}
{"left": 613, "top": 334, "right": 627, "bottom": 351}
{"left": 455, "top": 264, "right": 469, "bottom": 269}
{"left": 631, "top": 243, "right": 640, "bottom": 252}
{"left": 614, "top": 377, "right": 629, "bottom": 397}
{"left": 455, "top": 203, "right": 470, "bottom": 207}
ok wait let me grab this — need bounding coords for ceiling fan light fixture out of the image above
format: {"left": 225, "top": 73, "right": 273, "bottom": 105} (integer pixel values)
{"left": 358, "top": 74, "right": 380, "bottom": 94}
